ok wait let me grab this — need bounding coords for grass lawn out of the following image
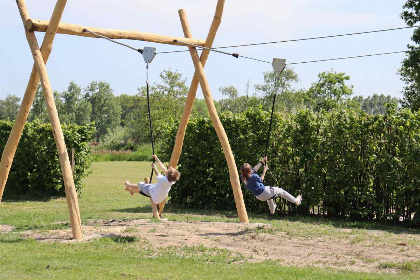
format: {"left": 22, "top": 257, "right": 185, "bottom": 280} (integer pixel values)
{"left": 1, "top": 161, "right": 419, "bottom": 279}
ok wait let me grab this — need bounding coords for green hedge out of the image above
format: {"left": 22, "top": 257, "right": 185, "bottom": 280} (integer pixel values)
{"left": 161, "top": 107, "right": 420, "bottom": 225}
{"left": 0, "top": 121, "right": 95, "bottom": 200}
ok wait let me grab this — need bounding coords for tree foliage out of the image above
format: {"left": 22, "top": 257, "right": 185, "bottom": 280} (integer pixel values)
{"left": 308, "top": 70, "right": 354, "bottom": 111}
{"left": 255, "top": 68, "right": 300, "bottom": 111}
{"left": 85, "top": 81, "right": 121, "bottom": 142}
{"left": 352, "top": 94, "right": 399, "bottom": 114}
{"left": 162, "top": 108, "right": 420, "bottom": 225}
{"left": 124, "top": 69, "right": 188, "bottom": 144}
{"left": 0, "top": 94, "right": 20, "bottom": 121}
{"left": 0, "top": 120, "right": 94, "bottom": 200}
{"left": 400, "top": 0, "right": 420, "bottom": 111}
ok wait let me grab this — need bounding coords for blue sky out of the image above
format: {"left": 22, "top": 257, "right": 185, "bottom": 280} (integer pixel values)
{"left": 0, "top": 0, "right": 414, "bottom": 101}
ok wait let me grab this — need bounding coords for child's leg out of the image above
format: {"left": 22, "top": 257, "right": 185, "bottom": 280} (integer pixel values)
{"left": 272, "top": 187, "right": 299, "bottom": 204}
{"left": 125, "top": 180, "right": 140, "bottom": 195}
{"left": 150, "top": 198, "right": 160, "bottom": 220}
{"left": 266, "top": 198, "right": 277, "bottom": 214}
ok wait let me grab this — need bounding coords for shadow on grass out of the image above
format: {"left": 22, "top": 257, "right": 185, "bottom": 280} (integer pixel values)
{"left": 2, "top": 195, "right": 65, "bottom": 203}
{"left": 113, "top": 205, "right": 152, "bottom": 213}
{"left": 197, "top": 230, "right": 248, "bottom": 237}
{"left": 114, "top": 204, "right": 239, "bottom": 219}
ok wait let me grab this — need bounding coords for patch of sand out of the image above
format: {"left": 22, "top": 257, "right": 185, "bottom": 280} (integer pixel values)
{"left": 15, "top": 219, "right": 419, "bottom": 274}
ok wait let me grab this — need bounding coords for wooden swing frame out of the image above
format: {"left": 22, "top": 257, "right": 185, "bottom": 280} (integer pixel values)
{"left": 0, "top": 0, "right": 249, "bottom": 240}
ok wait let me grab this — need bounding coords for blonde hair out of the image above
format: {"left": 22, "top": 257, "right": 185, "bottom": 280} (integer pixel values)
{"left": 240, "top": 163, "right": 253, "bottom": 184}
{"left": 166, "top": 167, "right": 180, "bottom": 182}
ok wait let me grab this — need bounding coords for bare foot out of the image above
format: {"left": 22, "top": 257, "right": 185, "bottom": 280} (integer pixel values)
{"left": 296, "top": 194, "right": 302, "bottom": 206}
{"left": 124, "top": 180, "right": 135, "bottom": 195}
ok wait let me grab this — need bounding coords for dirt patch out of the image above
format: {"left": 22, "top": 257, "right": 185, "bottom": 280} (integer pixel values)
{"left": 1, "top": 224, "right": 14, "bottom": 233}
{"left": 15, "top": 219, "right": 420, "bottom": 274}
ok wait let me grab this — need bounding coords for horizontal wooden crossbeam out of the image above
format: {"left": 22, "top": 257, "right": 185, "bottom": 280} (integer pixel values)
{"left": 25, "top": 19, "right": 205, "bottom": 46}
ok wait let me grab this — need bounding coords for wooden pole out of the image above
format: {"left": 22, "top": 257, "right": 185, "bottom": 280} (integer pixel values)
{"left": 16, "top": 0, "right": 83, "bottom": 240}
{"left": 26, "top": 19, "right": 205, "bottom": 47}
{"left": 0, "top": 0, "right": 67, "bottom": 202}
{"left": 169, "top": 0, "right": 225, "bottom": 168}
{"left": 71, "top": 148, "right": 75, "bottom": 174}
{"left": 160, "top": 0, "right": 225, "bottom": 215}
{"left": 178, "top": 10, "right": 249, "bottom": 223}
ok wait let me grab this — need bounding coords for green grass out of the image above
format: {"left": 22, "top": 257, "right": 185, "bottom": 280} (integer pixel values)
{"left": 379, "top": 261, "right": 420, "bottom": 273}
{"left": 0, "top": 235, "right": 416, "bottom": 280}
{"left": 1, "top": 161, "right": 419, "bottom": 280}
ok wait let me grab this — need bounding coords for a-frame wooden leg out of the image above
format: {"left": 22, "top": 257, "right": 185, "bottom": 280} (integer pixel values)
{"left": 178, "top": 10, "right": 249, "bottom": 223}
{"left": 16, "top": 0, "right": 83, "bottom": 240}
{"left": 0, "top": 0, "right": 67, "bottom": 202}
{"left": 160, "top": 0, "right": 225, "bottom": 216}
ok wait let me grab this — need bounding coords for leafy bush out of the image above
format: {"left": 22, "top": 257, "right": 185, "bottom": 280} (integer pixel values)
{"left": 161, "top": 107, "right": 420, "bottom": 225}
{"left": 0, "top": 120, "right": 95, "bottom": 200}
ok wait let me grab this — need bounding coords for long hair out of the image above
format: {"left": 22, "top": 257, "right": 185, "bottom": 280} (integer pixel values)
{"left": 240, "top": 163, "right": 253, "bottom": 184}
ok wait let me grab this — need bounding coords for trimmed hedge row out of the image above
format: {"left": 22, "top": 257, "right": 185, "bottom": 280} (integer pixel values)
{"left": 0, "top": 121, "right": 94, "bottom": 199}
{"left": 162, "top": 107, "right": 420, "bottom": 225}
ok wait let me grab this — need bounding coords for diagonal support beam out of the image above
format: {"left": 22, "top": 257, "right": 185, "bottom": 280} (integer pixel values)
{"left": 178, "top": 9, "right": 249, "bottom": 223}
{"left": 14, "top": 0, "right": 83, "bottom": 240}
{"left": 159, "top": 0, "right": 225, "bottom": 215}
{"left": 0, "top": 1, "right": 67, "bottom": 202}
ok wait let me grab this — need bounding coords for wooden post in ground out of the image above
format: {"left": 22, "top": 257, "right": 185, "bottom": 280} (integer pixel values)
{"left": 178, "top": 10, "right": 249, "bottom": 223}
{"left": 160, "top": 0, "right": 225, "bottom": 215}
{"left": 16, "top": 0, "right": 83, "bottom": 240}
{"left": 0, "top": 0, "right": 68, "bottom": 202}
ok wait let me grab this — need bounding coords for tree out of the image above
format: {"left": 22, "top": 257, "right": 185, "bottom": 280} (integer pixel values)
{"left": 29, "top": 85, "right": 48, "bottom": 122}
{"left": 85, "top": 81, "right": 121, "bottom": 142}
{"left": 59, "top": 81, "right": 81, "bottom": 124}
{"left": 191, "top": 98, "right": 209, "bottom": 118}
{"left": 308, "top": 70, "right": 353, "bottom": 111}
{"left": 254, "top": 68, "right": 300, "bottom": 111}
{"left": 218, "top": 86, "right": 239, "bottom": 112}
{"left": 74, "top": 99, "right": 92, "bottom": 126}
{"left": 117, "top": 94, "right": 138, "bottom": 127}
{"left": 125, "top": 69, "right": 189, "bottom": 144}
{"left": 0, "top": 94, "right": 21, "bottom": 121}
{"left": 400, "top": 0, "right": 420, "bottom": 111}
{"left": 352, "top": 94, "right": 400, "bottom": 114}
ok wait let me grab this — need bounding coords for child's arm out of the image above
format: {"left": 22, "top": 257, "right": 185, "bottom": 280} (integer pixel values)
{"left": 151, "top": 163, "right": 160, "bottom": 176}
{"left": 153, "top": 155, "right": 168, "bottom": 173}
{"left": 254, "top": 156, "right": 268, "bottom": 172}
{"left": 260, "top": 164, "right": 269, "bottom": 181}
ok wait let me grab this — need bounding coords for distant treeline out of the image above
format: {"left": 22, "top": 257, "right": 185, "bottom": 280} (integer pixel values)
{"left": 1, "top": 69, "right": 400, "bottom": 150}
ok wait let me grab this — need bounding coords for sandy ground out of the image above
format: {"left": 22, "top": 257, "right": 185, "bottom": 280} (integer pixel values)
{"left": 2, "top": 220, "right": 419, "bottom": 274}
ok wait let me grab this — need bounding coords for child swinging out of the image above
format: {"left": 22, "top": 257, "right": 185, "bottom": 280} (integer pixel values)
{"left": 125, "top": 155, "right": 180, "bottom": 219}
{"left": 240, "top": 157, "right": 301, "bottom": 215}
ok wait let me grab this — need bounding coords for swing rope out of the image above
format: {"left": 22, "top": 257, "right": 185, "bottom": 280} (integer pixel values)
{"left": 264, "top": 63, "right": 286, "bottom": 163}
{"left": 145, "top": 63, "right": 156, "bottom": 182}
{"left": 264, "top": 88, "right": 278, "bottom": 158}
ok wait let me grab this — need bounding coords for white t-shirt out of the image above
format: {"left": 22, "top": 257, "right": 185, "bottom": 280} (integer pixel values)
{"left": 149, "top": 174, "right": 175, "bottom": 204}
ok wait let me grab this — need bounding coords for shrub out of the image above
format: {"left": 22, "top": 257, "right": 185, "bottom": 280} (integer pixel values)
{"left": 0, "top": 120, "right": 95, "bottom": 200}
{"left": 161, "top": 108, "right": 420, "bottom": 224}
